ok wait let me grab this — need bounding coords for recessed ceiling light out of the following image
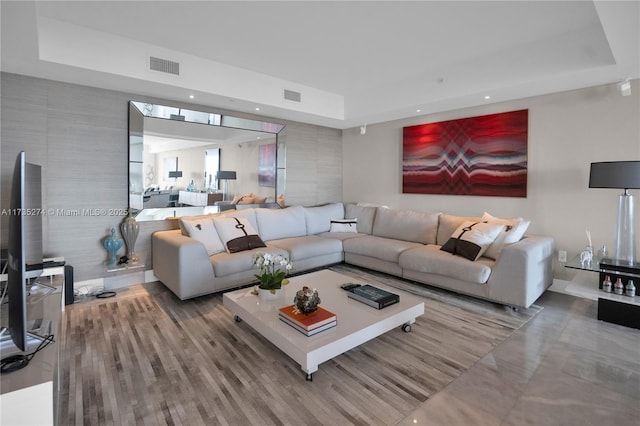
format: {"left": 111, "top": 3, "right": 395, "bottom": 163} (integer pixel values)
{"left": 484, "top": 95, "right": 491, "bottom": 100}
{"left": 189, "top": 94, "right": 194, "bottom": 99}
{"left": 416, "top": 109, "right": 421, "bottom": 113}
{"left": 255, "top": 107, "right": 260, "bottom": 111}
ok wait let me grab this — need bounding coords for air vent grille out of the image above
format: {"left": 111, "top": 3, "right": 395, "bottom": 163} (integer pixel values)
{"left": 150, "top": 56, "right": 180, "bottom": 75}
{"left": 284, "top": 89, "right": 301, "bottom": 102}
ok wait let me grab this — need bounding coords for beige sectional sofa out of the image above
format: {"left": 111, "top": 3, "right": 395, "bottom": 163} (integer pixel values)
{"left": 152, "top": 203, "right": 554, "bottom": 308}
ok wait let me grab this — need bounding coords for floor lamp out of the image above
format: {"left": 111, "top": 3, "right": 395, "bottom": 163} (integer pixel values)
{"left": 216, "top": 171, "right": 237, "bottom": 201}
{"left": 589, "top": 161, "right": 640, "bottom": 263}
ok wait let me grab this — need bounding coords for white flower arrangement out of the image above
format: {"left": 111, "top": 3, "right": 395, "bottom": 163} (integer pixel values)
{"left": 253, "top": 252, "right": 294, "bottom": 292}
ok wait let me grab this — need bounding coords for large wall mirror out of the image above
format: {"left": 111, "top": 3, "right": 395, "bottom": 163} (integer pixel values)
{"left": 129, "top": 101, "right": 286, "bottom": 221}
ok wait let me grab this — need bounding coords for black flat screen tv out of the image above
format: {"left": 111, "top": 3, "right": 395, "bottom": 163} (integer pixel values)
{"left": 3, "top": 151, "right": 43, "bottom": 352}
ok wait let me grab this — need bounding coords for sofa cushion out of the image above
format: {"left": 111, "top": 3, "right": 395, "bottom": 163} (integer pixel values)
{"left": 440, "top": 221, "right": 505, "bottom": 261}
{"left": 213, "top": 216, "right": 266, "bottom": 253}
{"left": 343, "top": 235, "right": 422, "bottom": 263}
{"left": 372, "top": 207, "right": 439, "bottom": 244}
{"left": 345, "top": 204, "right": 376, "bottom": 234}
{"left": 436, "top": 214, "right": 482, "bottom": 246}
{"left": 481, "top": 212, "right": 531, "bottom": 260}
{"left": 303, "top": 203, "right": 345, "bottom": 235}
{"left": 178, "top": 213, "right": 220, "bottom": 236}
{"left": 399, "top": 245, "right": 493, "bottom": 284}
{"left": 179, "top": 217, "right": 225, "bottom": 256}
{"left": 210, "top": 245, "right": 288, "bottom": 277}
{"left": 255, "top": 205, "right": 307, "bottom": 241}
{"left": 268, "top": 235, "right": 343, "bottom": 262}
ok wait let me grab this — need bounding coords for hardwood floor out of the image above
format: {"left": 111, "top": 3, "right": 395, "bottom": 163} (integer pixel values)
{"left": 58, "top": 266, "right": 541, "bottom": 425}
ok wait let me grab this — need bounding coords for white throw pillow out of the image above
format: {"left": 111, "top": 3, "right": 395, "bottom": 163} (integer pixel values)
{"left": 440, "top": 221, "right": 505, "bottom": 261}
{"left": 213, "top": 216, "right": 266, "bottom": 253}
{"left": 179, "top": 217, "right": 225, "bottom": 256}
{"left": 329, "top": 218, "right": 358, "bottom": 233}
{"left": 481, "top": 212, "right": 531, "bottom": 260}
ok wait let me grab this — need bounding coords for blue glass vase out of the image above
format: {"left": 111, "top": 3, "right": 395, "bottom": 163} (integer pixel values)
{"left": 103, "top": 227, "right": 123, "bottom": 266}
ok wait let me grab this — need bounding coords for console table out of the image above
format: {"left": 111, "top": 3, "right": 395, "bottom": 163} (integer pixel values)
{"left": 178, "top": 190, "right": 208, "bottom": 206}
{"left": 565, "top": 256, "right": 640, "bottom": 329}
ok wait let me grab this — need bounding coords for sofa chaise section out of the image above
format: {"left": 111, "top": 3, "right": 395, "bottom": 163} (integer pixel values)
{"left": 400, "top": 235, "right": 554, "bottom": 308}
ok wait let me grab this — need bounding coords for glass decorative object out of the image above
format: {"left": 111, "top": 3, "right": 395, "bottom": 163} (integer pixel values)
{"left": 121, "top": 213, "right": 139, "bottom": 263}
{"left": 597, "top": 245, "right": 608, "bottom": 261}
{"left": 580, "top": 246, "right": 593, "bottom": 268}
{"left": 602, "top": 275, "right": 612, "bottom": 293}
{"left": 103, "top": 227, "right": 124, "bottom": 266}
{"left": 615, "top": 191, "right": 636, "bottom": 263}
{"left": 614, "top": 278, "right": 625, "bottom": 295}
{"left": 625, "top": 280, "right": 636, "bottom": 297}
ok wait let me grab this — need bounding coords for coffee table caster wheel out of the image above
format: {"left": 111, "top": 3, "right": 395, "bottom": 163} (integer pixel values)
{"left": 306, "top": 373, "right": 313, "bottom": 381}
{"left": 401, "top": 323, "right": 412, "bottom": 333}
{"left": 234, "top": 315, "right": 242, "bottom": 323}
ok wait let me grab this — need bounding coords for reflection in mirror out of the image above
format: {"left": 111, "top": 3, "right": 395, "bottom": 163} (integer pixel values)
{"left": 129, "top": 101, "right": 285, "bottom": 221}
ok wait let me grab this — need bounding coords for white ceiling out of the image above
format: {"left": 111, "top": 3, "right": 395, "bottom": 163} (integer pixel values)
{"left": 1, "top": 1, "right": 638, "bottom": 129}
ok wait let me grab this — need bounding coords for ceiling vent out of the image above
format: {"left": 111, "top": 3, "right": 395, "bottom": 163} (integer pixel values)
{"left": 284, "top": 89, "right": 301, "bottom": 102}
{"left": 150, "top": 56, "right": 180, "bottom": 75}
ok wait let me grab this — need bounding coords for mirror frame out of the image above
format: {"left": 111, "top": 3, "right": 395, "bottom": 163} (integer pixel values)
{"left": 128, "top": 101, "right": 286, "bottom": 220}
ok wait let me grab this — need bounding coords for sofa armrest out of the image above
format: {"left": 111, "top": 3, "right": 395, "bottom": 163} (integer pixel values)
{"left": 152, "top": 230, "right": 215, "bottom": 300}
{"left": 487, "top": 235, "right": 555, "bottom": 308}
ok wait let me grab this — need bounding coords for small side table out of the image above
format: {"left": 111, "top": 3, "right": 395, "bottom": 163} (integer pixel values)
{"left": 565, "top": 256, "right": 640, "bottom": 329}
{"left": 104, "top": 262, "right": 146, "bottom": 292}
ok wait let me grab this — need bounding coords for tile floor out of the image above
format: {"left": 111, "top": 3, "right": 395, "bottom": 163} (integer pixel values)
{"left": 396, "top": 291, "right": 640, "bottom": 426}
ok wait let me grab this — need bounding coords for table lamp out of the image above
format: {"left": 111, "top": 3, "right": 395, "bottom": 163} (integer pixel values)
{"left": 216, "top": 171, "right": 237, "bottom": 201}
{"left": 589, "top": 161, "right": 640, "bottom": 263}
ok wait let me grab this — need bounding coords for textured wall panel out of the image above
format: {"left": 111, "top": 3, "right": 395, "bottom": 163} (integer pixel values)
{"left": 1, "top": 72, "right": 343, "bottom": 281}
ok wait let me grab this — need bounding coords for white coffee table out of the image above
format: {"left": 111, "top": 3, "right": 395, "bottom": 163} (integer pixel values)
{"left": 222, "top": 269, "right": 425, "bottom": 380}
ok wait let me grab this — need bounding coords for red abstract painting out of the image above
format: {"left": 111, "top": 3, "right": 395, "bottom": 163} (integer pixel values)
{"left": 402, "top": 110, "right": 528, "bottom": 197}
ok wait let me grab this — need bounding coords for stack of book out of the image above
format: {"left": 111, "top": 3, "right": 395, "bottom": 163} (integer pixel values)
{"left": 346, "top": 284, "right": 399, "bottom": 309}
{"left": 278, "top": 305, "right": 337, "bottom": 336}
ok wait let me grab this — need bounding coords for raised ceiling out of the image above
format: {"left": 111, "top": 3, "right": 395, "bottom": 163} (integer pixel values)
{"left": 1, "top": 1, "right": 638, "bottom": 129}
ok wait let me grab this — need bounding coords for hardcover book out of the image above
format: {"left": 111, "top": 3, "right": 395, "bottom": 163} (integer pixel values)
{"left": 278, "top": 305, "right": 337, "bottom": 331}
{"left": 279, "top": 317, "right": 337, "bottom": 336}
{"left": 347, "top": 284, "right": 399, "bottom": 309}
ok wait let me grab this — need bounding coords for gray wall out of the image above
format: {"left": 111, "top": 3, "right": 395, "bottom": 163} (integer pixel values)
{"left": 1, "top": 72, "right": 342, "bottom": 281}
{"left": 342, "top": 80, "right": 640, "bottom": 279}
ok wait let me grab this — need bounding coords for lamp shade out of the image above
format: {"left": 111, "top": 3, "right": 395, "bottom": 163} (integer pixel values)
{"left": 216, "top": 171, "right": 237, "bottom": 180}
{"left": 589, "top": 161, "right": 640, "bottom": 190}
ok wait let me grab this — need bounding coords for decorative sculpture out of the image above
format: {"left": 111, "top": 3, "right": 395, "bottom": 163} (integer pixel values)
{"left": 293, "top": 286, "right": 321, "bottom": 314}
{"left": 103, "top": 227, "right": 124, "bottom": 266}
{"left": 580, "top": 249, "right": 593, "bottom": 267}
